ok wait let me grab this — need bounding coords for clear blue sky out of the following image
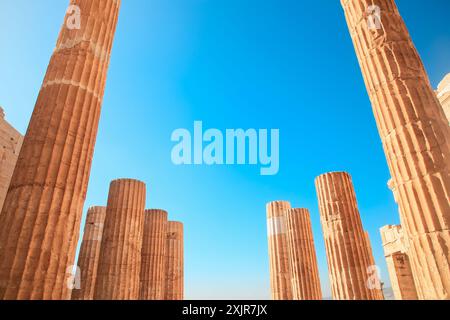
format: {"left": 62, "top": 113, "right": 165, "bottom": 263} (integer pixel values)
{"left": 0, "top": 0, "right": 449, "bottom": 299}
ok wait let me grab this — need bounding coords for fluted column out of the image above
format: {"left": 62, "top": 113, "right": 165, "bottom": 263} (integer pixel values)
{"left": 164, "top": 221, "right": 184, "bottom": 300}
{"left": 341, "top": 0, "right": 450, "bottom": 299}
{"left": 285, "top": 208, "right": 322, "bottom": 300}
{"left": 71, "top": 206, "right": 106, "bottom": 300}
{"left": 0, "top": 0, "right": 121, "bottom": 300}
{"left": 316, "top": 172, "right": 383, "bottom": 300}
{"left": 94, "top": 179, "right": 146, "bottom": 300}
{"left": 364, "top": 231, "right": 384, "bottom": 300}
{"left": 380, "top": 225, "right": 418, "bottom": 300}
{"left": 139, "top": 209, "right": 168, "bottom": 300}
{"left": 266, "top": 201, "right": 292, "bottom": 300}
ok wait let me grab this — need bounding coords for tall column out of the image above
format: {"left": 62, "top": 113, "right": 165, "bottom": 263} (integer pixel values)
{"left": 285, "top": 208, "right": 322, "bottom": 300}
{"left": 139, "top": 209, "right": 168, "bottom": 300}
{"left": 364, "top": 231, "right": 384, "bottom": 300}
{"left": 164, "top": 221, "right": 184, "bottom": 300}
{"left": 94, "top": 179, "right": 146, "bottom": 300}
{"left": 0, "top": 0, "right": 121, "bottom": 300}
{"left": 380, "top": 225, "right": 418, "bottom": 300}
{"left": 341, "top": 0, "right": 450, "bottom": 299}
{"left": 71, "top": 206, "right": 106, "bottom": 300}
{"left": 315, "top": 172, "right": 383, "bottom": 300}
{"left": 266, "top": 201, "right": 293, "bottom": 300}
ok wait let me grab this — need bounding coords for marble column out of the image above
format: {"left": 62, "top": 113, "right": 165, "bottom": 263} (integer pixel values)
{"left": 163, "top": 221, "right": 184, "bottom": 300}
{"left": 285, "top": 208, "right": 322, "bottom": 300}
{"left": 94, "top": 179, "right": 146, "bottom": 300}
{"left": 71, "top": 206, "right": 106, "bottom": 300}
{"left": 266, "top": 201, "right": 293, "bottom": 300}
{"left": 0, "top": 0, "right": 121, "bottom": 300}
{"left": 341, "top": 0, "right": 450, "bottom": 299}
{"left": 316, "top": 172, "right": 383, "bottom": 300}
{"left": 140, "top": 209, "right": 168, "bottom": 300}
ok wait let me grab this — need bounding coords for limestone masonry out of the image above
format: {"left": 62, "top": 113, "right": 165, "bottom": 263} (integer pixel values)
{"left": 94, "top": 179, "right": 146, "bottom": 300}
{"left": 315, "top": 172, "right": 383, "bottom": 300}
{"left": 0, "top": 107, "right": 23, "bottom": 212}
{"left": 71, "top": 206, "right": 107, "bottom": 300}
{"left": 380, "top": 225, "right": 418, "bottom": 300}
{"left": 341, "top": 0, "right": 450, "bottom": 299}
{"left": 140, "top": 209, "right": 168, "bottom": 300}
{"left": 0, "top": 0, "right": 121, "bottom": 300}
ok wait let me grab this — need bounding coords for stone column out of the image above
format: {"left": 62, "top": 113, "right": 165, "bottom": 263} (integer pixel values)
{"left": 380, "top": 225, "right": 418, "bottom": 300}
{"left": 364, "top": 231, "right": 384, "bottom": 300}
{"left": 139, "top": 209, "right": 168, "bottom": 300}
{"left": 341, "top": 0, "right": 450, "bottom": 299}
{"left": 266, "top": 201, "right": 293, "bottom": 300}
{"left": 94, "top": 179, "right": 146, "bottom": 300}
{"left": 0, "top": 0, "right": 121, "bottom": 300}
{"left": 164, "top": 221, "right": 184, "bottom": 300}
{"left": 315, "top": 172, "right": 383, "bottom": 300}
{"left": 71, "top": 206, "right": 106, "bottom": 300}
{"left": 285, "top": 208, "right": 322, "bottom": 300}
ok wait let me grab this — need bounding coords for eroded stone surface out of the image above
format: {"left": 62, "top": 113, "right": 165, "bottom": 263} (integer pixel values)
{"left": 285, "top": 208, "right": 322, "bottom": 300}
{"left": 0, "top": 108, "right": 23, "bottom": 212}
{"left": 0, "top": 0, "right": 121, "bottom": 300}
{"left": 341, "top": 0, "right": 450, "bottom": 299}
{"left": 163, "top": 221, "right": 184, "bottom": 300}
{"left": 139, "top": 209, "right": 168, "bottom": 300}
{"left": 94, "top": 179, "right": 146, "bottom": 300}
{"left": 437, "top": 73, "right": 450, "bottom": 124}
{"left": 380, "top": 225, "right": 418, "bottom": 300}
{"left": 71, "top": 206, "right": 106, "bottom": 300}
{"left": 266, "top": 201, "right": 293, "bottom": 300}
{"left": 315, "top": 172, "right": 383, "bottom": 300}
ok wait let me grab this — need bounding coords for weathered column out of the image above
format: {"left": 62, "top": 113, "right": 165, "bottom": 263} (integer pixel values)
{"left": 315, "top": 172, "right": 383, "bottom": 300}
{"left": 71, "top": 206, "right": 106, "bottom": 300}
{"left": 380, "top": 225, "right": 418, "bottom": 300}
{"left": 0, "top": 0, "right": 121, "bottom": 300}
{"left": 94, "top": 179, "right": 146, "bottom": 300}
{"left": 341, "top": 0, "right": 450, "bottom": 299}
{"left": 364, "top": 231, "right": 384, "bottom": 300}
{"left": 164, "top": 221, "right": 184, "bottom": 300}
{"left": 266, "top": 201, "right": 293, "bottom": 300}
{"left": 285, "top": 208, "right": 322, "bottom": 300}
{"left": 139, "top": 209, "right": 168, "bottom": 300}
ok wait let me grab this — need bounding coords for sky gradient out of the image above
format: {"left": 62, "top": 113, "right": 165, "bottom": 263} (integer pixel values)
{"left": 1, "top": 0, "right": 449, "bottom": 299}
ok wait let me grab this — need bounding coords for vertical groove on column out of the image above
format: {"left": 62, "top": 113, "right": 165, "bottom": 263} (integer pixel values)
{"left": 71, "top": 206, "right": 106, "bottom": 300}
{"left": 341, "top": 0, "right": 450, "bottom": 299}
{"left": 266, "top": 201, "right": 293, "bottom": 300}
{"left": 0, "top": 0, "right": 121, "bottom": 300}
{"left": 316, "top": 172, "right": 383, "bottom": 300}
{"left": 94, "top": 179, "right": 145, "bottom": 300}
{"left": 139, "top": 209, "right": 168, "bottom": 300}
{"left": 285, "top": 208, "right": 322, "bottom": 300}
{"left": 364, "top": 231, "right": 384, "bottom": 300}
{"left": 163, "top": 221, "right": 184, "bottom": 300}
